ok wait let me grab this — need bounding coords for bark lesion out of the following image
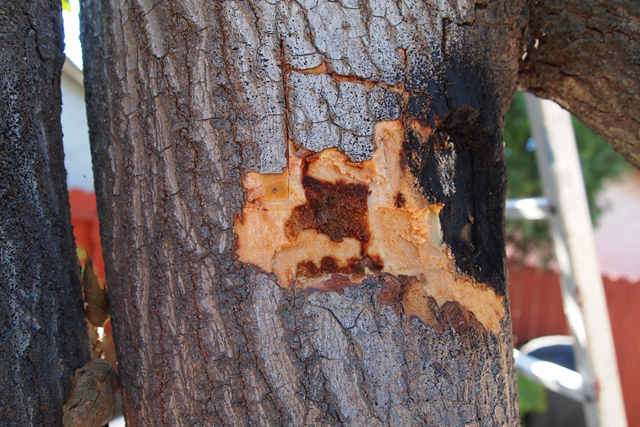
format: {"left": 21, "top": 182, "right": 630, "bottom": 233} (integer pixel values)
{"left": 235, "top": 120, "right": 505, "bottom": 332}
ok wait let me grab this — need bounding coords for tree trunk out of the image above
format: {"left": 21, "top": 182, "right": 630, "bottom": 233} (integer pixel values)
{"left": 0, "top": 0, "right": 91, "bottom": 425}
{"left": 80, "top": 0, "right": 524, "bottom": 425}
{"left": 518, "top": 0, "right": 640, "bottom": 169}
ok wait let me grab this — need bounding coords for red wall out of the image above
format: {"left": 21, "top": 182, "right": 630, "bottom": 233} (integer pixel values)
{"left": 69, "top": 189, "right": 104, "bottom": 279}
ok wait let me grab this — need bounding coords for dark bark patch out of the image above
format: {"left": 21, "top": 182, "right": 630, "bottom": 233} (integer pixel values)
{"left": 405, "top": 102, "right": 507, "bottom": 296}
{"left": 377, "top": 273, "right": 408, "bottom": 314}
{"left": 440, "top": 301, "right": 487, "bottom": 334}
{"left": 441, "top": 301, "right": 471, "bottom": 333}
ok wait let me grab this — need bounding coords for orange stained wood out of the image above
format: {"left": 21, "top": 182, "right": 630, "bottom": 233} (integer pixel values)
{"left": 294, "top": 62, "right": 377, "bottom": 89}
{"left": 408, "top": 118, "right": 434, "bottom": 142}
{"left": 234, "top": 120, "right": 505, "bottom": 332}
{"left": 294, "top": 62, "right": 327, "bottom": 74}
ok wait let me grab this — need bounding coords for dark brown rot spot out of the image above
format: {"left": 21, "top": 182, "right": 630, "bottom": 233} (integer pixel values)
{"left": 286, "top": 175, "right": 370, "bottom": 243}
{"left": 296, "top": 255, "right": 383, "bottom": 280}
{"left": 394, "top": 192, "right": 406, "bottom": 208}
{"left": 440, "top": 301, "right": 487, "bottom": 334}
{"left": 440, "top": 301, "right": 469, "bottom": 332}
{"left": 377, "top": 273, "right": 406, "bottom": 312}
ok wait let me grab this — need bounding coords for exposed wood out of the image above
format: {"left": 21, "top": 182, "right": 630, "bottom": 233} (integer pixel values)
{"left": 0, "top": 0, "right": 91, "bottom": 424}
{"left": 80, "top": 0, "right": 525, "bottom": 425}
{"left": 519, "top": 0, "right": 640, "bottom": 169}
{"left": 235, "top": 121, "right": 506, "bottom": 333}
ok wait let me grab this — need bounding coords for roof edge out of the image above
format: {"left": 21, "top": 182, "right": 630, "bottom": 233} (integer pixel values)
{"left": 62, "top": 57, "right": 84, "bottom": 87}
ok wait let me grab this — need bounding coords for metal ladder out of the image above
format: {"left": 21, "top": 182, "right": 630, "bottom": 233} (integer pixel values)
{"left": 506, "top": 94, "right": 627, "bottom": 427}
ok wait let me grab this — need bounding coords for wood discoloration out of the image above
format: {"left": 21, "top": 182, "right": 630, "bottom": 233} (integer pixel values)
{"left": 235, "top": 121, "right": 505, "bottom": 332}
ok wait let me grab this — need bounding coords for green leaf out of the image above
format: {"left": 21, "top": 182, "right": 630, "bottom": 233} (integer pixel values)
{"left": 518, "top": 373, "right": 547, "bottom": 417}
{"left": 62, "top": 0, "right": 71, "bottom": 12}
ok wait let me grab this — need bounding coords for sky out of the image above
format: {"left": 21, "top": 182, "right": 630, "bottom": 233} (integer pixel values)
{"left": 62, "top": 0, "right": 83, "bottom": 68}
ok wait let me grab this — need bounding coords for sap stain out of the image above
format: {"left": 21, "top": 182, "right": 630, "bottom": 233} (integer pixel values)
{"left": 297, "top": 255, "right": 384, "bottom": 282}
{"left": 286, "top": 176, "right": 370, "bottom": 244}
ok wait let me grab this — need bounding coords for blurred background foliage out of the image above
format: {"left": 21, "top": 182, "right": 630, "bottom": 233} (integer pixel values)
{"left": 517, "top": 373, "right": 548, "bottom": 422}
{"left": 503, "top": 92, "right": 632, "bottom": 263}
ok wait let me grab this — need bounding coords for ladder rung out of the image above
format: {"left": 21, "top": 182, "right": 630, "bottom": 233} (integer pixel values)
{"left": 505, "top": 197, "right": 551, "bottom": 220}
{"left": 514, "top": 349, "right": 587, "bottom": 403}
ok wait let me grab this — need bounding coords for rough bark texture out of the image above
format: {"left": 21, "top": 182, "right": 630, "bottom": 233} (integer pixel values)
{"left": 0, "top": 0, "right": 91, "bottom": 424}
{"left": 519, "top": 0, "right": 640, "bottom": 168}
{"left": 80, "top": 0, "right": 524, "bottom": 425}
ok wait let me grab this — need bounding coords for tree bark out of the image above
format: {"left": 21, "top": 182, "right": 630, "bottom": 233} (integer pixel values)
{"left": 0, "top": 0, "right": 91, "bottom": 425}
{"left": 519, "top": 0, "right": 640, "bottom": 169}
{"left": 80, "top": 0, "right": 524, "bottom": 425}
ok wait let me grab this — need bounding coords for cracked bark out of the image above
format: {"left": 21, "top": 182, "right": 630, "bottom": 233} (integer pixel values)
{"left": 80, "top": 0, "right": 525, "bottom": 425}
{"left": 0, "top": 0, "right": 91, "bottom": 424}
{"left": 519, "top": 0, "right": 640, "bottom": 168}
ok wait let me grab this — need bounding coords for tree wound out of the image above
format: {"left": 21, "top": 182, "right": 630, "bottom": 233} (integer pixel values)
{"left": 234, "top": 120, "right": 505, "bottom": 333}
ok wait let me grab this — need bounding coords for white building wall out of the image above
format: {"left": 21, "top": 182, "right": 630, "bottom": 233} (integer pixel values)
{"left": 61, "top": 59, "right": 93, "bottom": 191}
